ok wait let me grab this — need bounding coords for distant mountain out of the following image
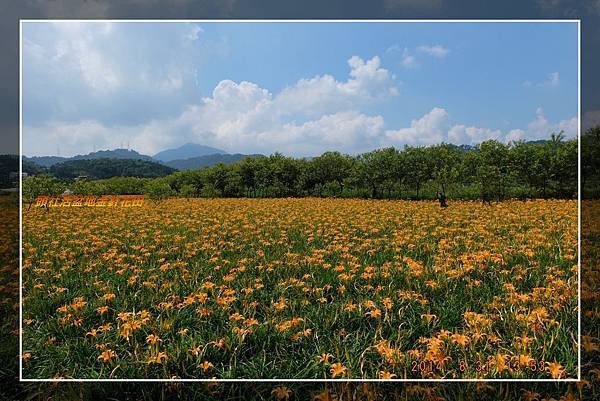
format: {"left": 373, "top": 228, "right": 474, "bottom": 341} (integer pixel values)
{"left": 49, "top": 158, "right": 176, "bottom": 180}
{"left": 26, "top": 155, "right": 69, "bottom": 167}
{"left": 26, "top": 149, "right": 153, "bottom": 167}
{"left": 153, "top": 143, "right": 227, "bottom": 162}
{"left": 165, "top": 153, "right": 264, "bottom": 170}
{"left": 72, "top": 148, "right": 154, "bottom": 162}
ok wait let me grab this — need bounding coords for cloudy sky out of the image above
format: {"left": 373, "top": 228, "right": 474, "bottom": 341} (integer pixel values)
{"left": 22, "top": 21, "right": 578, "bottom": 157}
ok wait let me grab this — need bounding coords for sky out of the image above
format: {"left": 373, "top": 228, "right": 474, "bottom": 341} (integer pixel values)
{"left": 21, "top": 21, "right": 578, "bottom": 158}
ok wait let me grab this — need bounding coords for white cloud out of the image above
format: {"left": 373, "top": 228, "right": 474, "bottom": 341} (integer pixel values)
{"left": 523, "top": 72, "right": 560, "bottom": 88}
{"left": 382, "top": 106, "right": 577, "bottom": 148}
{"left": 448, "top": 125, "right": 502, "bottom": 144}
{"left": 22, "top": 21, "right": 232, "bottom": 127}
{"left": 256, "top": 111, "right": 385, "bottom": 155}
{"left": 527, "top": 107, "right": 577, "bottom": 139}
{"left": 417, "top": 45, "right": 450, "bottom": 58}
{"left": 385, "top": 107, "right": 448, "bottom": 145}
{"left": 276, "top": 56, "right": 398, "bottom": 117}
{"left": 387, "top": 44, "right": 448, "bottom": 68}
{"left": 384, "top": 107, "right": 503, "bottom": 147}
{"left": 23, "top": 120, "right": 136, "bottom": 157}
{"left": 543, "top": 72, "right": 560, "bottom": 87}
{"left": 401, "top": 48, "right": 417, "bottom": 68}
{"left": 205, "top": 80, "right": 272, "bottom": 114}
{"left": 506, "top": 129, "right": 527, "bottom": 142}
{"left": 45, "top": 22, "right": 121, "bottom": 92}
{"left": 385, "top": 44, "right": 402, "bottom": 54}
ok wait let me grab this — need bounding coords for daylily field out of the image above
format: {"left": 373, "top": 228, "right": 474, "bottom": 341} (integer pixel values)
{"left": 21, "top": 198, "right": 578, "bottom": 379}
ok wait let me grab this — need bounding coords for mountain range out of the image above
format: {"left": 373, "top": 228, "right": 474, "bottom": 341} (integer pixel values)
{"left": 26, "top": 149, "right": 154, "bottom": 167}
{"left": 153, "top": 143, "right": 227, "bottom": 162}
{"left": 24, "top": 143, "right": 261, "bottom": 171}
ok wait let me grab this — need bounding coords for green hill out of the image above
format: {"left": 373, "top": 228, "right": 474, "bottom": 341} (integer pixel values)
{"left": 48, "top": 158, "right": 176, "bottom": 180}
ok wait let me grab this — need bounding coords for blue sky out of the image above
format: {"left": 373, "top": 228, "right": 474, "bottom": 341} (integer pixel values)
{"left": 22, "top": 21, "right": 578, "bottom": 157}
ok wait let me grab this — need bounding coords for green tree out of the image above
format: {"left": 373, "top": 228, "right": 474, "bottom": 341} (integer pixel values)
{"left": 403, "top": 146, "right": 432, "bottom": 199}
{"left": 22, "top": 175, "right": 64, "bottom": 210}
{"left": 143, "top": 179, "right": 173, "bottom": 200}
{"left": 429, "top": 143, "right": 460, "bottom": 195}
{"left": 311, "top": 152, "right": 354, "bottom": 196}
{"left": 477, "top": 140, "right": 510, "bottom": 201}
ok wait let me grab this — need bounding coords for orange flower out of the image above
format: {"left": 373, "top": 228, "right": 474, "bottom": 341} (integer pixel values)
{"left": 147, "top": 351, "right": 168, "bottom": 364}
{"left": 330, "top": 363, "right": 348, "bottom": 378}
{"left": 451, "top": 334, "right": 469, "bottom": 347}
{"left": 146, "top": 334, "right": 161, "bottom": 345}
{"left": 99, "top": 323, "right": 112, "bottom": 332}
{"left": 210, "top": 338, "right": 227, "bottom": 349}
{"left": 97, "top": 349, "right": 116, "bottom": 362}
{"left": 101, "top": 293, "right": 115, "bottom": 301}
{"left": 86, "top": 328, "right": 99, "bottom": 337}
{"left": 378, "top": 370, "right": 397, "bottom": 379}
{"left": 546, "top": 362, "right": 565, "bottom": 379}
{"left": 365, "top": 308, "right": 382, "bottom": 319}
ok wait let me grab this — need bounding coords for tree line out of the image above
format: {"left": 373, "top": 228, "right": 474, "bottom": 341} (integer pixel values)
{"left": 22, "top": 132, "right": 588, "bottom": 204}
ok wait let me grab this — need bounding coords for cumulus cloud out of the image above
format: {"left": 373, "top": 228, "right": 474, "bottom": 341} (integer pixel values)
{"left": 527, "top": 107, "right": 577, "bottom": 139}
{"left": 276, "top": 55, "right": 398, "bottom": 116}
{"left": 255, "top": 111, "right": 385, "bottom": 156}
{"left": 385, "top": 107, "right": 448, "bottom": 145}
{"left": 448, "top": 125, "right": 502, "bottom": 144}
{"left": 417, "top": 45, "right": 449, "bottom": 58}
{"left": 382, "top": 106, "right": 577, "bottom": 148}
